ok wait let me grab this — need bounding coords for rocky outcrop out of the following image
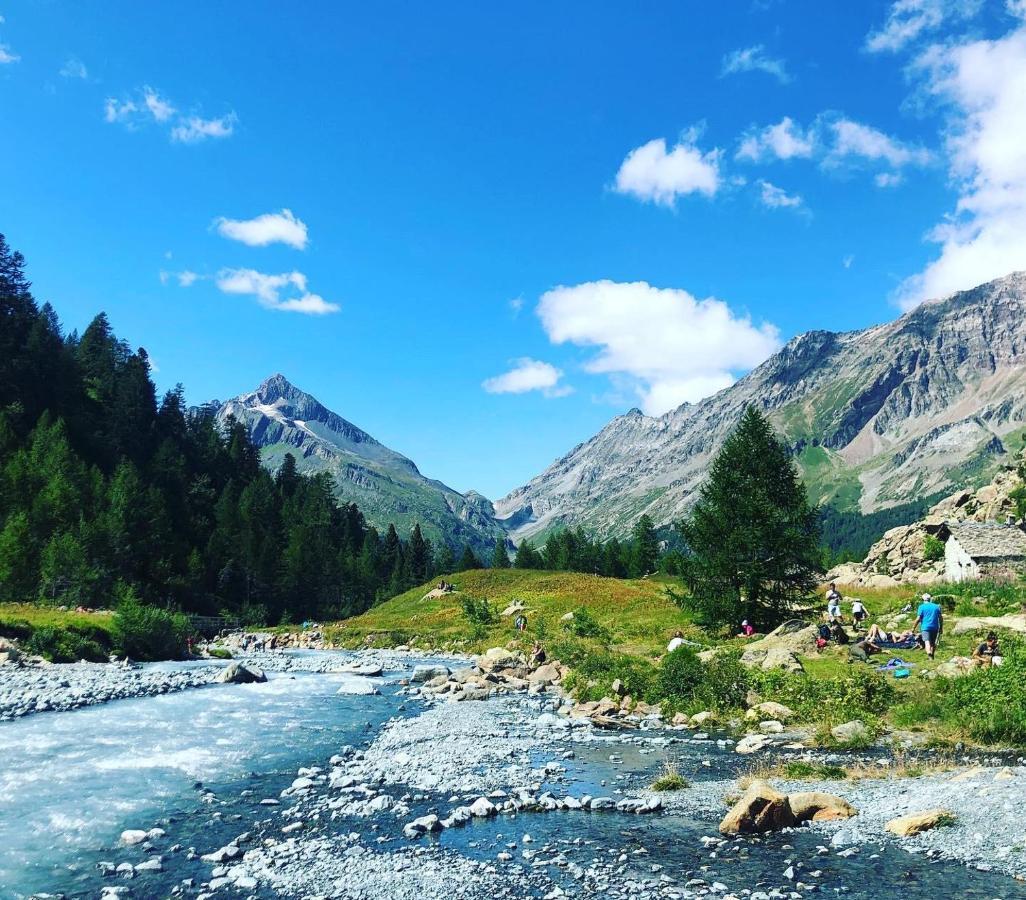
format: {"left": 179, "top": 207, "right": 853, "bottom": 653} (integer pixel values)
{"left": 738, "top": 623, "right": 818, "bottom": 672}
{"left": 951, "top": 613, "right": 1026, "bottom": 635}
{"left": 828, "top": 465, "right": 1025, "bottom": 587}
{"left": 787, "top": 791, "right": 858, "bottom": 823}
{"left": 499, "top": 273, "right": 1026, "bottom": 543}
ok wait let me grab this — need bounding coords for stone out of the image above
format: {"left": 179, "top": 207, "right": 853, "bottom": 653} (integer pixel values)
{"left": 788, "top": 792, "right": 858, "bottom": 823}
{"left": 528, "top": 664, "right": 561, "bottom": 686}
{"left": 335, "top": 676, "right": 380, "bottom": 696}
{"left": 935, "top": 656, "right": 978, "bottom": 678}
{"left": 336, "top": 662, "right": 384, "bottom": 677}
{"left": 215, "top": 663, "right": 266, "bottom": 685}
{"left": 760, "top": 648, "right": 804, "bottom": 673}
{"left": 759, "top": 720, "right": 784, "bottom": 734}
{"left": 410, "top": 664, "right": 450, "bottom": 682}
{"left": 469, "top": 797, "right": 497, "bottom": 817}
{"left": 403, "top": 814, "right": 441, "bottom": 838}
{"left": 476, "top": 648, "right": 522, "bottom": 672}
{"left": 735, "top": 733, "right": 778, "bottom": 754}
{"left": 133, "top": 857, "right": 163, "bottom": 873}
{"left": 753, "top": 701, "right": 794, "bottom": 720}
{"left": 885, "top": 809, "right": 955, "bottom": 837}
{"left": 719, "top": 780, "right": 795, "bottom": 835}
{"left": 830, "top": 720, "right": 870, "bottom": 744}
{"left": 120, "top": 829, "right": 148, "bottom": 846}
{"left": 951, "top": 614, "right": 1026, "bottom": 635}
{"left": 690, "top": 711, "right": 715, "bottom": 726}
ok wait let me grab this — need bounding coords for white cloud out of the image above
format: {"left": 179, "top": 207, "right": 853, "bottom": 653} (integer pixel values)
{"left": 828, "top": 118, "right": 932, "bottom": 168}
{"left": 536, "top": 280, "right": 781, "bottom": 415}
{"left": 613, "top": 134, "right": 721, "bottom": 207}
{"left": 736, "top": 117, "right": 815, "bottom": 161}
{"left": 105, "top": 86, "right": 236, "bottom": 144}
{"left": 0, "top": 43, "right": 18, "bottom": 64}
{"left": 875, "top": 172, "right": 904, "bottom": 187}
{"left": 896, "top": 22, "right": 1026, "bottom": 307}
{"left": 60, "top": 57, "right": 87, "bottom": 79}
{"left": 843, "top": 254, "right": 855, "bottom": 268}
{"left": 142, "top": 86, "right": 175, "bottom": 122}
{"left": 177, "top": 270, "right": 199, "bottom": 287}
{"left": 482, "top": 358, "right": 571, "bottom": 397}
{"left": 215, "top": 209, "right": 308, "bottom": 249}
{"left": 215, "top": 267, "right": 339, "bottom": 315}
{"left": 171, "top": 113, "right": 237, "bottom": 143}
{"left": 757, "top": 179, "right": 804, "bottom": 209}
{"left": 509, "top": 296, "right": 524, "bottom": 317}
{"left": 866, "top": 0, "right": 982, "bottom": 54}
{"left": 721, "top": 44, "right": 791, "bottom": 83}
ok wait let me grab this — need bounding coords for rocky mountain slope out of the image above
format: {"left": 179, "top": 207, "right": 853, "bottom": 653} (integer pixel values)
{"left": 496, "top": 272, "right": 1026, "bottom": 542}
{"left": 214, "top": 375, "right": 506, "bottom": 553}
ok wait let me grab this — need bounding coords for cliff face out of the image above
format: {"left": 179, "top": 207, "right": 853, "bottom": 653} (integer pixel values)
{"left": 215, "top": 375, "right": 506, "bottom": 553}
{"left": 496, "top": 272, "right": 1026, "bottom": 542}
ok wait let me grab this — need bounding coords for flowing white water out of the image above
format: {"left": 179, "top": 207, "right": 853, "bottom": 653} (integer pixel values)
{"left": 0, "top": 661, "right": 400, "bottom": 898}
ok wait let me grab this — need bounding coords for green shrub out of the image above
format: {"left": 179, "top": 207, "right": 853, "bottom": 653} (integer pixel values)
{"left": 459, "top": 595, "right": 498, "bottom": 639}
{"left": 657, "top": 646, "right": 707, "bottom": 709}
{"left": 943, "top": 639, "right": 1026, "bottom": 744}
{"left": 25, "top": 625, "right": 106, "bottom": 662}
{"left": 561, "top": 607, "right": 610, "bottom": 642}
{"left": 207, "top": 646, "right": 232, "bottom": 659}
{"left": 652, "top": 771, "right": 689, "bottom": 791}
{"left": 112, "top": 597, "right": 190, "bottom": 661}
{"left": 702, "top": 650, "right": 750, "bottom": 711}
{"left": 923, "top": 534, "right": 945, "bottom": 562}
{"left": 750, "top": 667, "right": 894, "bottom": 724}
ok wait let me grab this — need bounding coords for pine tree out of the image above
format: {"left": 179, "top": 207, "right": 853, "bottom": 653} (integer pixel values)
{"left": 629, "top": 515, "right": 659, "bottom": 577}
{"left": 275, "top": 453, "right": 300, "bottom": 497}
{"left": 458, "top": 544, "right": 481, "bottom": 571}
{"left": 513, "top": 539, "right": 543, "bottom": 569}
{"left": 408, "top": 523, "right": 430, "bottom": 584}
{"left": 679, "top": 405, "right": 821, "bottom": 628}
{"left": 491, "top": 536, "right": 511, "bottom": 569}
{"left": 434, "top": 542, "right": 457, "bottom": 575}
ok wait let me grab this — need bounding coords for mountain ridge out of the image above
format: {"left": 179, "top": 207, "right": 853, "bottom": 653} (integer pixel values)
{"left": 495, "top": 271, "right": 1026, "bottom": 543}
{"left": 214, "top": 375, "right": 507, "bottom": 554}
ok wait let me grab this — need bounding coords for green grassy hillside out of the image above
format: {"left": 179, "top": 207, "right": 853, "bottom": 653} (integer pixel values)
{"left": 326, "top": 569, "right": 698, "bottom": 657}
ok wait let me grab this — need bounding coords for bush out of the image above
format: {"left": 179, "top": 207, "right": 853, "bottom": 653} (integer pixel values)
{"left": 207, "top": 646, "right": 232, "bottom": 659}
{"left": 553, "top": 638, "right": 658, "bottom": 703}
{"left": 25, "top": 625, "right": 107, "bottom": 662}
{"left": 112, "top": 597, "right": 190, "bottom": 661}
{"left": 561, "top": 607, "right": 610, "bottom": 642}
{"left": 459, "top": 595, "right": 498, "bottom": 640}
{"left": 750, "top": 666, "right": 894, "bottom": 724}
{"left": 923, "top": 534, "right": 945, "bottom": 562}
{"left": 702, "top": 650, "right": 750, "bottom": 711}
{"left": 657, "top": 646, "right": 707, "bottom": 709}
{"left": 943, "top": 639, "right": 1026, "bottom": 744}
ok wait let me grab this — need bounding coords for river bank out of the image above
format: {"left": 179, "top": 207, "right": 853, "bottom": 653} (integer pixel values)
{"left": 2, "top": 645, "right": 1024, "bottom": 899}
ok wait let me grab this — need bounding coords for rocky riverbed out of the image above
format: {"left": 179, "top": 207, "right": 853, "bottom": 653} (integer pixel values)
{"left": 3, "top": 644, "right": 1025, "bottom": 899}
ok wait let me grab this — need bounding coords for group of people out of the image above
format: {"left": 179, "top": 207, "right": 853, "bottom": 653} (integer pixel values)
{"left": 825, "top": 585, "right": 1002, "bottom": 667}
{"left": 436, "top": 580, "right": 455, "bottom": 593}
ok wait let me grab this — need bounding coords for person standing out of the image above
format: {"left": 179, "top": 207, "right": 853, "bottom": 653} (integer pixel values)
{"left": 826, "top": 583, "right": 842, "bottom": 622}
{"left": 914, "top": 593, "right": 944, "bottom": 660}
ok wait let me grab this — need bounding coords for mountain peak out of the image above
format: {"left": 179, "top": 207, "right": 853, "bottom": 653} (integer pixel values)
{"left": 255, "top": 372, "right": 307, "bottom": 404}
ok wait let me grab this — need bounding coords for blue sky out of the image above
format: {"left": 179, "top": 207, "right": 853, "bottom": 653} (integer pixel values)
{"left": 2, "top": 1, "right": 1025, "bottom": 499}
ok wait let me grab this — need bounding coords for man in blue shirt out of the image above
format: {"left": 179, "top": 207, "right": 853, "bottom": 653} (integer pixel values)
{"left": 914, "top": 593, "right": 944, "bottom": 660}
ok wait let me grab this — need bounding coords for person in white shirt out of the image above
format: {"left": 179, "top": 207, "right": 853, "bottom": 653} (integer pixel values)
{"left": 667, "top": 630, "right": 685, "bottom": 653}
{"left": 851, "top": 598, "right": 867, "bottom": 631}
{"left": 825, "top": 582, "right": 842, "bottom": 622}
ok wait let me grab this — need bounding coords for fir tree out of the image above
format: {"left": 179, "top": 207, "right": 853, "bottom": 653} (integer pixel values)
{"left": 513, "top": 539, "right": 543, "bottom": 569}
{"left": 629, "top": 515, "right": 659, "bottom": 577}
{"left": 491, "top": 537, "right": 511, "bottom": 569}
{"left": 434, "top": 542, "right": 457, "bottom": 575}
{"left": 458, "top": 544, "right": 481, "bottom": 570}
{"left": 408, "top": 523, "right": 430, "bottom": 584}
{"left": 679, "top": 405, "right": 821, "bottom": 628}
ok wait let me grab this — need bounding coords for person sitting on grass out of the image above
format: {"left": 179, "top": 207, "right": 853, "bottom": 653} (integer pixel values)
{"left": 913, "top": 592, "right": 943, "bottom": 660}
{"left": 973, "top": 632, "right": 1003, "bottom": 667}
{"left": 738, "top": 619, "right": 754, "bottom": 637}
{"left": 667, "top": 630, "right": 685, "bottom": 653}
{"left": 531, "top": 642, "right": 547, "bottom": 667}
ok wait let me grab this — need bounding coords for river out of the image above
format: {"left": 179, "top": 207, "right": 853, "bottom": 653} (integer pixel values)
{"left": 0, "top": 653, "right": 1021, "bottom": 899}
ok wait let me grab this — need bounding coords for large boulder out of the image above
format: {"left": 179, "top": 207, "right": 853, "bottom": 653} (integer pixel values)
{"left": 885, "top": 809, "right": 955, "bottom": 837}
{"left": 216, "top": 663, "right": 266, "bottom": 684}
{"left": 719, "top": 780, "right": 795, "bottom": 834}
{"left": 528, "top": 663, "right": 561, "bottom": 686}
{"left": 760, "top": 648, "right": 804, "bottom": 673}
{"left": 745, "top": 701, "right": 795, "bottom": 721}
{"left": 788, "top": 792, "right": 857, "bottom": 823}
{"left": 476, "top": 647, "right": 523, "bottom": 672}
{"left": 410, "top": 664, "right": 450, "bottom": 683}
{"left": 740, "top": 624, "right": 818, "bottom": 669}
{"left": 951, "top": 614, "right": 1026, "bottom": 636}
